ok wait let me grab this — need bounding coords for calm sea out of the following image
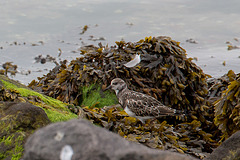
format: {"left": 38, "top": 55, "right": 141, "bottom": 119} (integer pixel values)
{"left": 0, "top": 0, "right": 240, "bottom": 84}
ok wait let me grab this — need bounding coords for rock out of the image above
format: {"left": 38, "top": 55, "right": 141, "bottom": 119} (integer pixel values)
{"left": 0, "top": 102, "right": 50, "bottom": 160}
{"left": 23, "top": 119, "right": 196, "bottom": 160}
{"left": 0, "top": 74, "right": 78, "bottom": 159}
{"left": 205, "top": 130, "right": 240, "bottom": 160}
{"left": 0, "top": 74, "right": 78, "bottom": 123}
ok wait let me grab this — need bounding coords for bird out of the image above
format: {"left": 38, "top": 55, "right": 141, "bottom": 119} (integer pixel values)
{"left": 104, "top": 78, "right": 183, "bottom": 123}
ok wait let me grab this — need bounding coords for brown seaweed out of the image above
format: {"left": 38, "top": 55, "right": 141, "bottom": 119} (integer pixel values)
{"left": 28, "top": 36, "right": 222, "bottom": 158}
{"left": 212, "top": 70, "right": 240, "bottom": 141}
{"left": 29, "top": 36, "right": 209, "bottom": 117}
{"left": 79, "top": 105, "right": 216, "bottom": 159}
{"left": 0, "top": 62, "right": 18, "bottom": 76}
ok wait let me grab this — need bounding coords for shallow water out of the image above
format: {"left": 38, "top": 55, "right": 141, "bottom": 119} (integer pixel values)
{"left": 0, "top": 0, "right": 240, "bottom": 84}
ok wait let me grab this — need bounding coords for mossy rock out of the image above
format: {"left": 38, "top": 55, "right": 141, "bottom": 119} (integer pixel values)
{"left": 0, "top": 75, "right": 78, "bottom": 160}
{"left": 0, "top": 102, "right": 50, "bottom": 160}
{"left": 0, "top": 75, "right": 78, "bottom": 122}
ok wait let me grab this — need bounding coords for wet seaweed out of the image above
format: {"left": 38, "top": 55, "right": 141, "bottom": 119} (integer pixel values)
{"left": 29, "top": 36, "right": 209, "bottom": 118}
{"left": 226, "top": 38, "right": 240, "bottom": 50}
{"left": 79, "top": 105, "right": 216, "bottom": 159}
{"left": 28, "top": 36, "right": 223, "bottom": 158}
{"left": 211, "top": 70, "right": 240, "bottom": 141}
{"left": 0, "top": 62, "right": 18, "bottom": 76}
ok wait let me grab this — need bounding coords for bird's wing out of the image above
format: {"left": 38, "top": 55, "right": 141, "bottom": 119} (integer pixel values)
{"left": 123, "top": 91, "right": 176, "bottom": 117}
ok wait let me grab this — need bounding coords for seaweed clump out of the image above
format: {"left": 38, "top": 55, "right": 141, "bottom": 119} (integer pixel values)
{"left": 28, "top": 36, "right": 218, "bottom": 158}
{"left": 29, "top": 36, "right": 209, "bottom": 121}
{"left": 0, "top": 62, "right": 18, "bottom": 76}
{"left": 81, "top": 105, "right": 215, "bottom": 159}
{"left": 210, "top": 70, "right": 240, "bottom": 141}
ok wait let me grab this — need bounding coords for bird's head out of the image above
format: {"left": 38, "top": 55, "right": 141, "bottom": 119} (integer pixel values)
{"left": 104, "top": 78, "right": 127, "bottom": 95}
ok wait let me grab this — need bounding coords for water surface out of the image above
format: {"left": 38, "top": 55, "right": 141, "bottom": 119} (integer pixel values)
{"left": 0, "top": 0, "right": 240, "bottom": 84}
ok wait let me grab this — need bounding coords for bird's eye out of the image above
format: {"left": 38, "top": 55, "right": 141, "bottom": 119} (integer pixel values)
{"left": 112, "top": 82, "right": 117, "bottom": 85}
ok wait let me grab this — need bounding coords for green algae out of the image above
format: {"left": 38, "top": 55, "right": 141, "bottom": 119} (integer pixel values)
{"left": 43, "top": 108, "right": 77, "bottom": 122}
{"left": 0, "top": 101, "right": 51, "bottom": 160}
{"left": 80, "top": 84, "right": 118, "bottom": 108}
{"left": 3, "top": 135, "right": 12, "bottom": 146}
{"left": 1, "top": 79, "right": 77, "bottom": 122}
{"left": 2, "top": 80, "right": 65, "bottom": 109}
{"left": 0, "top": 133, "right": 24, "bottom": 160}
{"left": 9, "top": 134, "right": 24, "bottom": 160}
{"left": 0, "top": 77, "right": 78, "bottom": 160}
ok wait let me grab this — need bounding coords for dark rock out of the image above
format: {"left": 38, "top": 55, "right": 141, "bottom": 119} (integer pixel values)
{"left": 205, "top": 130, "right": 240, "bottom": 160}
{"left": 0, "top": 102, "right": 50, "bottom": 159}
{"left": 23, "top": 119, "right": 196, "bottom": 160}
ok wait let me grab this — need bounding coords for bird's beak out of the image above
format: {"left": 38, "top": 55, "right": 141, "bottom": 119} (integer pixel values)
{"left": 103, "top": 85, "right": 112, "bottom": 91}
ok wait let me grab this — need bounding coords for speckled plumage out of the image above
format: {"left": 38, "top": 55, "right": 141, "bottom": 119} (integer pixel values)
{"left": 106, "top": 78, "right": 181, "bottom": 123}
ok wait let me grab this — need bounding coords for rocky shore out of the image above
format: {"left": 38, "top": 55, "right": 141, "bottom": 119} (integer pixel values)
{"left": 1, "top": 36, "right": 240, "bottom": 160}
